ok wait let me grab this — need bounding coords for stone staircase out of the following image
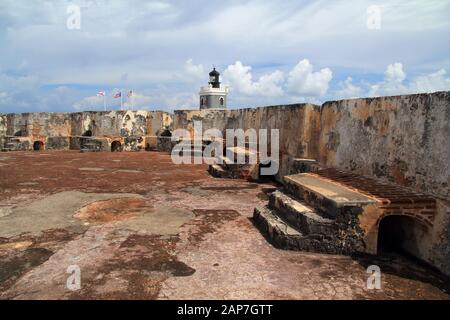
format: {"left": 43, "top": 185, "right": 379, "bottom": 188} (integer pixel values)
{"left": 209, "top": 146, "right": 259, "bottom": 180}
{"left": 253, "top": 172, "right": 377, "bottom": 254}
{"left": 253, "top": 163, "right": 439, "bottom": 256}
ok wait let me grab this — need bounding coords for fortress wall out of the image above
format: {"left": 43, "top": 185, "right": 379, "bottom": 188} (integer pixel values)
{"left": 173, "top": 109, "right": 230, "bottom": 136}
{"left": 318, "top": 92, "right": 450, "bottom": 198}
{"left": 1, "top": 92, "right": 448, "bottom": 198}
{"left": 0, "top": 110, "right": 172, "bottom": 139}
{"left": 173, "top": 104, "right": 321, "bottom": 178}
{"left": 227, "top": 104, "right": 321, "bottom": 178}
{"left": 69, "top": 110, "right": 172, "bottom": 137}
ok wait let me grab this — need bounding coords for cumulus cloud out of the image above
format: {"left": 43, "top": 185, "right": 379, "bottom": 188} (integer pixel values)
{"left": 73, "top": 95, "right": 104, "bottom": 111}
{"left": 331, "top": 62, "right": 450, "bottom": 100}
{"left": 411, "top": 69, "right": 450, "bottom": 93}
{"left": 368, "top": 63, "right": 450, "bottom": 97}
{"left": 0, "top": 1, "right": 449, "bottom": 112}
{"left": 336, "top": 77, "right": 363, "bottom": 99}
{"left": 287, "top": 59, "right": 332, "bottom": 97}
{"left": 184, "top": 59, "right": 204, "bottom": 82}
{"left": 223, "top": 61, "right": 284, "bottom": 97}
{"left": 123, "top": 92, "right": 152, "bottom": 109}
{"left": 369, "top": 62, "right": 408, "bottom": 96}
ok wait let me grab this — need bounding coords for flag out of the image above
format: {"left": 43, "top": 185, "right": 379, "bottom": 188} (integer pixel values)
{"left": 114, "top": 92, "right": 121, "bottom": 98}
{"left": 97, "top": 91, "right": 105, "bottom": 97}
{"left": 127, "top": 90, "right": 133, "bottom": 98}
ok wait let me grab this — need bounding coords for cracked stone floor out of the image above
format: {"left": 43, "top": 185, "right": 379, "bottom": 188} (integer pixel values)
{"left": 0, "top": 151, "right": 448, "bottom": 300}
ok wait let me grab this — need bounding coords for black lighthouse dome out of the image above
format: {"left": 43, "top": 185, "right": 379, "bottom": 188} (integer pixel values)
{"left": 208, "top": 67, "right": 221, "bottom": 88}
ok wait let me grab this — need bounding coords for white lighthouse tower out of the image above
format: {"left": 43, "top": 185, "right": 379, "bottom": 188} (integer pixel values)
{"left": 199, "top": 67, "right": 229, "bottom": 109}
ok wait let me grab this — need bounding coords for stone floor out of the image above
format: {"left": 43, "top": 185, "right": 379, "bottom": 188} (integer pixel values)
{"left": 0, "top": 151, "right": 448, "bottom": 300}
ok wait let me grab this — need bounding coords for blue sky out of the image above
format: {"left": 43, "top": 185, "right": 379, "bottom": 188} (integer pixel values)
{"left": 0, "top": 0, "right": 449, "bottom": 113}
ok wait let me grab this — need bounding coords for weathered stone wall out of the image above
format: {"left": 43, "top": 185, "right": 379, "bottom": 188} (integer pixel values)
{"left": 70, "top": 110, "right": 172, "bottom": 138}
{"left": 2, "top": 93, "right": 448, "bottom": 198}
{"left": 1, "top": 110, "right": 171, "bottom": 137}
{"left": 173, "top": 104, "right": 321, "bottom": 178}
{"left": 318, "top": 92, "right": 450, "bottom": 199}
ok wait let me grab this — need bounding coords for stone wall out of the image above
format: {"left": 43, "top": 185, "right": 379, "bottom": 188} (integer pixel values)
{"left": 70, "top": 110, "right": 172, "bottom": 137}
{"left": 1, "top": 92, "right": 448, "bottom": 198}
{"left": 173, "top": 104, "right": 321, "bottom": 178}
{"left": 0, "top": 110, "right": 172, "bottom": 151}
{"left": 318, "top": 92, "right": 450, "bottom": 199}
{"left": 173, "top": 93, "right": 449, "bottom": 199}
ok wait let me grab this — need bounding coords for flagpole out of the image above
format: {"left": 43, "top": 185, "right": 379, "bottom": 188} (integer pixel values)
{"left": 120, "top": 91, "right": 123, "bottom": 110}
{"left": 104, "top": 91, "right": 106, "bottom": 111}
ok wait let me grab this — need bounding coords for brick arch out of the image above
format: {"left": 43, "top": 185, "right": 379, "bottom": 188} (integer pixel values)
{"left": 373, "top": 212, "right": 432, "bottom": 255}
{"left": 376, "top": 212, "right": 432, "bottom": 229}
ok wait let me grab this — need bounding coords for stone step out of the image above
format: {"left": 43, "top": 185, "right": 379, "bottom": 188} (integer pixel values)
{"left": 283, "top": 173, "right": 377, "bottom": 218}
{"left": 269, "top": 190, "right": 335, "bottom": 235}
{"left": 253, "top": 206, "right": 340, "bottom": 254}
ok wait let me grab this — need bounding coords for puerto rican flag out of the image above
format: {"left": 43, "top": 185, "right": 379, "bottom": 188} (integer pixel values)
{"left": 113, "top": 92, "right": 121, "bottom": 98}
{"left": 96, "top": 91, "right": 105, "bottom": 97}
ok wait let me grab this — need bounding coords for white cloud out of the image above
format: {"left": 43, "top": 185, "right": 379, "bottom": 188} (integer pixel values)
{"left": 184, "top": 59, "right": 204, "bottom": 82}
{"left": 0, "top": 1, "right": 448, "bottom": 112}
{"left": 165, "top": 93, "right": 198, "bottom": 110}
{"left": 287, "top": 59, "right": 332, "bottom": 97}
{"left": 336, "top": 77, "right": 363, "bottom": 99}
{"left": 368, "top": 63, "right": 450, "bottom": 97}
{"left": 73, "top": 95, "right": 104, "bottom": 111}
{"left": 385, "top": 62, "right": 406, "bottom": 83}
{"left": 223, "top": 61, "right": 284, "bottom": 97}
{"left": 411, "top": 69, "right": 450, "bottom": 93}
{"left": 123, "top": 92, "right": 152, "bottom": 109}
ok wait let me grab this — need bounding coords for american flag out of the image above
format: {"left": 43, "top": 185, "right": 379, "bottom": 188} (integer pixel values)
{"left": 113, "top": 92, "right": 121, "bottom": 98}
{"left": 96, "top": 91, "right": 105, "bottom": 97}
{"left": 127, "top": 90, "right": 133, "bottom": 98}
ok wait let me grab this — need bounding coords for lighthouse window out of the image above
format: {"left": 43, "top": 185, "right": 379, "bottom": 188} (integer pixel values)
{"left": 220, "top": 97, "right": 224, "bottom": 106}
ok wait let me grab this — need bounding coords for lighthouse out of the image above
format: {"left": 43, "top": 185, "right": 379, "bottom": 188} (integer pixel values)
{"left": 199, "top": 67, "right": 229, "bottom": 109}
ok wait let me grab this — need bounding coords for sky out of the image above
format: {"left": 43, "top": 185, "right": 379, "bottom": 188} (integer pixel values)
{"left": 0, "top": 0, "right": 449, "bottom": 113}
